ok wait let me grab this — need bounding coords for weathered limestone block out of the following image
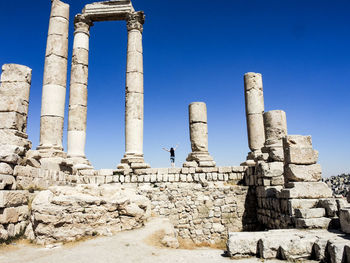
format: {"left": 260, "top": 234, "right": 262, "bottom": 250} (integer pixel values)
{"left": 0, "top": 97, "right": 29, "bottom": 115}
{"left": 0, "top": 82, "right": 31, "bottom": 103}
{"left": 45, "top": 34, "right": 69, "bottom": 57}
{"left": 283, "top": 135, "right": 318, "bottom": 165}
{"left": 0, "top": 64, "right": 32, "bottom": 84}
{"left": 327, "top": 240, "right": 348, "bottom": 263}
{"left": 339, "top": 208, "right": 350, "bottom": 234}
{"left": 31, "top": 185, "right": 151, "bottom": 244}
{"left": 68, "top": 105, "right": 87, "bottom": 131}
{"left": 258, "top": 162, "right": 284, "bottom": 178}
{"left": 43, "top": 55, "right": 68, "bottom": 86}
{"left": 246, "top": 113, "right": 265, "bottom": 152}
{"left": 0, "top": 129, "right": 31, "bottom": 149}
{"left": 285, "top": 164, "right": 322, "bottom": 182}
{"left": 318, "top": 198, "right": 338, "bottom": 217}
{"left": 69, "top": 83, "right": 87, "bottom": 106}
{"left": 39, "top": 116, "right": 64, "bottom": 148}
{"left": 294, "top": 208, "right": 326, "bottom": 219}
{"left": 0, "top": 190, "right": 28, "bottom": 208}
{"left": 0, "top": 145, "right": 25, "bottom": 164}
{"left": 264, "top": 110, "right": 287, "bottom": 146}
{"left": 190, "top": 122, "right": 208, "bottom": 152}
{"left": 0, "top": 175, "right": 16, "bottom": 190}
{"left": 0, "top": 112, "right": 27, "bottom": 132}
{"left": 281, "top": 182, "right": 333, "bottom": 199}
{"left": 226, "top": 231, "right": 267, "bottom": 258}
{"left": 0, "top": 163, "right": 14, "bottom": 175}
{"left": 295, "top": 217, "right": 331, "bottom": 229}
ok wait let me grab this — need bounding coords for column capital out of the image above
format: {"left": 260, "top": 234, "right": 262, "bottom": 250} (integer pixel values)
{"left": 74, "top": 14, "right": 93, "bottom": 35}
{"left": 126, "top": 11, "right": 145, "bottom": 32}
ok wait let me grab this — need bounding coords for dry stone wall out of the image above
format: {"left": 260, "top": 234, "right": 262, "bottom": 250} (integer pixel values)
{"left": 13, "top": 165, "right": 257, "bottom": 244}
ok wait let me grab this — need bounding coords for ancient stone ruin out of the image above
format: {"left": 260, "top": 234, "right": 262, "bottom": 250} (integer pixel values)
{"left": 1, "top": 0, "right": 350, "bottom": 262}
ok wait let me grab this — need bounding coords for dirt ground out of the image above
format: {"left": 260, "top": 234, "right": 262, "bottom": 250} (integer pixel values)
{"left": 0, "top": 218, "right": 315, "bottom": 263}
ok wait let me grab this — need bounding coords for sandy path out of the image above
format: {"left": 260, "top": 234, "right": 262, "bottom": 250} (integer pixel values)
{"left": 0, "top": 218, "right": 306, "bottom": 263}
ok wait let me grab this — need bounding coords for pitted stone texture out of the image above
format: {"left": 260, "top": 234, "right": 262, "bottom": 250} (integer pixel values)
{"left": 189, "top": 102, "right": 207, "bottom": 124}
{"left": 281, "top": 182, "right": 333, "bottom": 199}
{"left": 264, "top": 110, "right": 287, "bottom": 146}
{"left": 283, "top": 135, "right": 318, "bottom": 165}
{"left": 31, "top": 184, "right": 151, "bottom": 245}
{"left": 226, "top": 231, "right": 267, "bottom": 258}
{"left": 257, "top": 162, "right": 284, "bottom": 178}
{"left": 285, "top": 164, "right": 322, "bottom": 182}
{"left": 244, "top": 72, "right": 265, "bottom": 152}
{"left": 39, "top": 0, "right": 69, "bottom": 152}
{"left": 0, "top": 64, "right": 32, "bottom": 84}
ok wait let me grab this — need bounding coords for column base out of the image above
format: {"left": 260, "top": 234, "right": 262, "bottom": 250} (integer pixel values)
{"left": 240, "top": 150, "right": 268, "bottom": 167}
{"left": 117, "top": 153, "right": 150, "bottom": 170}
{"left": 183, "top": 152, "right": 216, "bottom": 168}
{"left": 67, "top": 155, "right": 93, "bottom": 170}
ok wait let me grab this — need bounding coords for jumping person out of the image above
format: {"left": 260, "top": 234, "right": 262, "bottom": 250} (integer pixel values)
{"left": 162, "top": 144, "right": 179, "bottom": 167}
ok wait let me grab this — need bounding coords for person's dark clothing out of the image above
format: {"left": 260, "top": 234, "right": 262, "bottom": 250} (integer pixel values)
{"left": 170, "top": 148, "right": 175, "bottom": 157}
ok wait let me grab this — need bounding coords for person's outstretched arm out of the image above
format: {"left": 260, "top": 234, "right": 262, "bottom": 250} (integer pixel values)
{"left": 174, "top": 144, "right": 179, "bottom": 150}
{"left": 162, "top": 147, "right": 170, "bottom": 152}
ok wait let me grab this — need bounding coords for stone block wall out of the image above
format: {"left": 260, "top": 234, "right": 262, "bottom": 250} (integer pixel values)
{"left": 246, "top": 135, "right": 343, "bottom": 230}
{"left": 0, "top": 64, "right": 32, "bottom": 243}
{"left": 12, "top": 165, "right": 258, "bottom": 243}
{"left": 0, "top": 190, "right": 29, "bottom": 242}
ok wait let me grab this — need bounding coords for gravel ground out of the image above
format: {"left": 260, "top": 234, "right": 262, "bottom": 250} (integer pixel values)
{"left": 0, "top": 218, "right": 316, "bottom": 263}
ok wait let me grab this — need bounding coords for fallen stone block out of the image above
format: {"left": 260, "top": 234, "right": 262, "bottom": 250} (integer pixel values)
{"left": 285, "top": 164, "right": 322, "bottom": 182}
{"left": 278, "top": 233, "right": 316, "bottom": 261}
{"left": 227, "top": 231, "right": 267, "bottom": 258}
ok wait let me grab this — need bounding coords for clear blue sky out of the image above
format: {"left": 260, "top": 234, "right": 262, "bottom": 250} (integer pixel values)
{"left": 0, "top": 0, "right": 349, "bottom": 177}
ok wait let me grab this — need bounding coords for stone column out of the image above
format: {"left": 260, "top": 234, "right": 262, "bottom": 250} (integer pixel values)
{"left": 37, "top": 0, "right": 69, "bottom": 156}
{"left": 184, "top": 102, "right": 215, "bottom": 168}
{"left": 67, "top": 15, "right": 93, "bottom": 165}
{"left": 119, "top": 11, "right": 149, "bottom": 170}
{"left": 244, "top": 72, "right": 265, "bottom": 153}
{"left": 264, "top": 110, "right": 287, "bottom": 147}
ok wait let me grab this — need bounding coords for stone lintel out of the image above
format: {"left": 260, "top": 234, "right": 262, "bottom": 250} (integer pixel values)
{"left": 82, "top": 0, "right": 135, "bottom": 22}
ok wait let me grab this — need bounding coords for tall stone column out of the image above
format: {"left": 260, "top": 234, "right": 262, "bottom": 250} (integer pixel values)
{"left": 244, "top": 72, "right": 265, "bottom": 154}
{"left": 67, "top": 15, "right": 93, "bottom": 165}
{"left": 118, "top": 11, "right": 150, "bottom": 170}
{"left": 37, "top": 0, "right": 69, "bottom": 156}
{"left": 183, "top": 102, "right": 216, "bottom": 168}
